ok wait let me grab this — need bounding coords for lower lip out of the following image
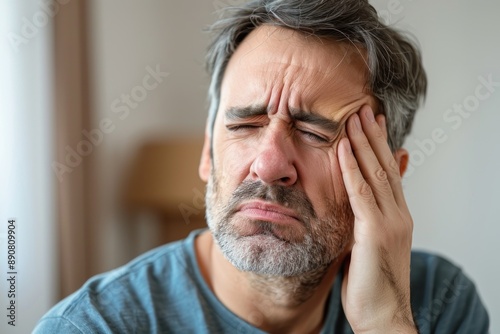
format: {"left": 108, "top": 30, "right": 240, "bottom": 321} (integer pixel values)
{"left": 237, "top": 208, "right": 300, "bottom": 225}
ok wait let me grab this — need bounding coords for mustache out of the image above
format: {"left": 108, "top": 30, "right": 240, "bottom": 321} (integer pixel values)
{"left": 224, "top": 180, "right": 317, "bottom": 224}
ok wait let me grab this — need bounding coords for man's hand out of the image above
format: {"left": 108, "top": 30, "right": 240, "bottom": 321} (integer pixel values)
{"left": 338, "top": 105, "right": 417, "bottom": 333}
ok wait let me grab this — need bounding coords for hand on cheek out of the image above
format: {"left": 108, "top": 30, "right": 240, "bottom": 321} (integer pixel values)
{"left": 338, "top": 105, "right": 417, "bottom": 333}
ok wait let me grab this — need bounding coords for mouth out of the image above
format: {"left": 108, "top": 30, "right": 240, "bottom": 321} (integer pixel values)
{"left": 236, "top": 200, "right": 302, "bottom": 226}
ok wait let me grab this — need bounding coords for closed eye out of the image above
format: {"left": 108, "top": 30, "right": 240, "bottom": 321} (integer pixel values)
{"left": 298, "top": 129, "right": 329, "bottom": 143}
{"left": 226, "top": 124, "right": 260, "bottom": 131}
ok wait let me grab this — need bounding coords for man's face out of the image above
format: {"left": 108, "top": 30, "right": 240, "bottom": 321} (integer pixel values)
{"left": 204, "top": 26, "right": 377, "bottom": 277}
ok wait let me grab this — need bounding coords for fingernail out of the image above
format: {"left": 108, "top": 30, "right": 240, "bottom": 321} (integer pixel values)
{"left": 365, "top": 108, "right": 375, "bottom": 123}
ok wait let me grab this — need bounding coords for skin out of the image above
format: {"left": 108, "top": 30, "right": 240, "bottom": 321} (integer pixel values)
{"left": 197, "top": 25, "right": 416, "bottom": 333}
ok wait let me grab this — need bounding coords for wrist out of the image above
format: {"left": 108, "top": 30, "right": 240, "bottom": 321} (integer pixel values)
{"left": 352, "top": 308, "right": 418, "bottom": 334}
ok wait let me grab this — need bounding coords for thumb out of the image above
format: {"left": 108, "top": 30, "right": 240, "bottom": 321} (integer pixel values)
{"left": 341, "top": 254, "right": 351, "bottom": 310}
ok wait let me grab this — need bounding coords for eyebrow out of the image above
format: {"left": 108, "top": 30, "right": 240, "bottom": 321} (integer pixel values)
{"left": 225, "top": 105, "right": 268, "bottom": 121}
{"left": 289, "top": 107, "right": 340, "bottom": 134}
{"left": 225, "top": 105, "right": 340, "bottom": 135}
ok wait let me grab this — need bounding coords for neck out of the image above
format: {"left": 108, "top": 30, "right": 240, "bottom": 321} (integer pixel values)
{"left": 195, "top": 231, "right": 346, "bottom": 334}
{"left": 247, "top": 264, "right": 331, "bottom": 307}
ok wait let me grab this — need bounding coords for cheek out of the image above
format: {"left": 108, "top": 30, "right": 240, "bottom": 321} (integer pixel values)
{"left": 297, "top": 140, "right": 348, "bottom": 216}
{"left": 328, "top": 151, "right": 348, "bottom": 204}
{"left": 213, "top": 139, "right": 255, "bottom": 197}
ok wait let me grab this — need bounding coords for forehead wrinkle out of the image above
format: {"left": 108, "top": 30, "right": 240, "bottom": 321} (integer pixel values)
{"left": 221, "top": 25, "right": 375, "bottom": 126}
{"left": 230, "top": 26, "right": 367, "bottom": 89}
{"left": 286, "top": 61, "right": 369, "bottom": 113}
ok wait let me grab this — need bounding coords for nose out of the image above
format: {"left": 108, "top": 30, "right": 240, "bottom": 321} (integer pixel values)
{"left": 249, "top": 129, "right": 297, "bottom": 186}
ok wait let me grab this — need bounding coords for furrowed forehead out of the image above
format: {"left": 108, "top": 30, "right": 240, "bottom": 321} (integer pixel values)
{"left": 209, "top": 25, "right": 373, "bottom": 140}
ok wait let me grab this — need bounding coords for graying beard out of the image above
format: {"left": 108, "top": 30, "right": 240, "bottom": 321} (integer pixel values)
{"left": 205, "top": 171, "right": 354, "bottom": 304}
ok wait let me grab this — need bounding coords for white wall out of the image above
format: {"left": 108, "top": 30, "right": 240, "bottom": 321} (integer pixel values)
{"left": 88, "top": 0, "right": 499, "bottom": 331}
{"left": 88, "top": 0, "right": 215, "bottom": 271}
{"left": 369, "top": 0, "right": 500, "bottom": 331}
{"left": 0, "top": 1, "right": 57, "bottom": 332}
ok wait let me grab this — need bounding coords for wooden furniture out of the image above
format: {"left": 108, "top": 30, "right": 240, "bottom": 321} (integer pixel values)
{"left": 123, "top": 139, "right": 207, "bottom": 246}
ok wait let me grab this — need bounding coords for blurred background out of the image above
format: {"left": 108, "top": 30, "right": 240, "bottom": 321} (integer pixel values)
{"left": 0, "top": 0, "right": 498, "bottom": 332}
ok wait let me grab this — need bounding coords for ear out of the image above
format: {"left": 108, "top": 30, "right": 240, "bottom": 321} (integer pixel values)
{"left": 393, "top": 148, "right": 409, "bottom": 177}
{"left": 199, "top": 128, "right": 212, "bottom": 182}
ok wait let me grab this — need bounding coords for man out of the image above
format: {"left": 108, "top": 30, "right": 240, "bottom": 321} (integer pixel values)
{"left": 35, "top": 0, "right": 489, "bottom": 333}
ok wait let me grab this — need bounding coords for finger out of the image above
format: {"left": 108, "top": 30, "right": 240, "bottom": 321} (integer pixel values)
{"left": 345, "top": 112, "right": 396, "bottom": 214}
{"left": 357, "top": 106, "right": 407, "bottom": 210}
{"left": 338, "top": 136, "right": 382, "bottom": 223}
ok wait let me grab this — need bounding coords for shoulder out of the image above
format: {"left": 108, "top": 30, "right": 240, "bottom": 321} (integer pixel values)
{"left": 409, "top": 251, "right": 489, "bottom": 334}
{"left": 34, "top": 231, "right": 203, "bottom": 333}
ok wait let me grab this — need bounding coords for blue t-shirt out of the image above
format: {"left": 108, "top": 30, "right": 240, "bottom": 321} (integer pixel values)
{"left": 33, "top": 229, "right": 489, "bottom": 333}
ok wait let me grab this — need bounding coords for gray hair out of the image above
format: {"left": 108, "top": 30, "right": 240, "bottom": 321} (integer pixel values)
{"left": 206, "top": 0, "right": 427, "bottom": 151}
